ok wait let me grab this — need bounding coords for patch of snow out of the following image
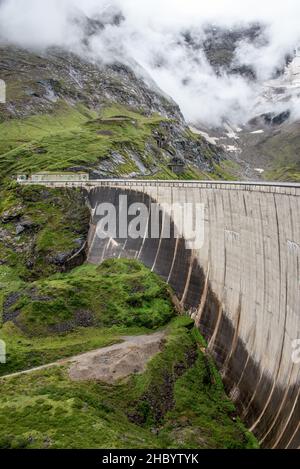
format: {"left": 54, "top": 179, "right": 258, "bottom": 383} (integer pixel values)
{"left": 233, "top": 125, "right": 243, "bottom": 133}
{"left": 261, "top": 50, "right": 300, "bottom": 104}
{"left": 250, "top": 130, "right": 264, "bottom": 134}
{"left": 188, "top": 126, "right": 202, "bottom": 135}
{"left": 254, "top": 168, "right": 265, "bottom": 174}
{"left": 224, "top": 123, "right": 239, "bottom": 140}
{"left": 222, "top": 144, "right": 241, "bottom": 153}
{"left": 189, "top": 126, "right": 219, "bottom": 145}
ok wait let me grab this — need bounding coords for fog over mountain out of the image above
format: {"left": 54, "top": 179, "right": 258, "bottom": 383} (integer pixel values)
{"left": 1, "top": 0, "right": 300, "bottom": 125}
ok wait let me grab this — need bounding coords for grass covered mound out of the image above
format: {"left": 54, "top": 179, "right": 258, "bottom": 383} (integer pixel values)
{"left": 3, "top": 260, "right": 174, "bottom": 333}
{"left": 0, "top": 260, "right": 175, "bottom": 375}
{"left": 0, "top": 317, "right": 258, "bottom": 449}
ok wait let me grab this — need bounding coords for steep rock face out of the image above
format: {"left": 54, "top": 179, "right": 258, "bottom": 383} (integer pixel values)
{"left": 236, "top": 120, "right": 300, "bottom": 182}
{"left": 0, "top": 45, "right": 182, "bottom": 122}
{"left": 0, "top": 185, "right": 90, "bottom": 281}
{"left": 181, "top": 24, "right": 265, "bottom": 79}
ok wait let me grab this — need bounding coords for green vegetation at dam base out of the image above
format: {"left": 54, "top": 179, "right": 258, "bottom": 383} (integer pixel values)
{"left": 0, "top": 261, "right": 175, "bottom": 374}
{"left": 0, "top": 260, "right": 258, "bottom": 449}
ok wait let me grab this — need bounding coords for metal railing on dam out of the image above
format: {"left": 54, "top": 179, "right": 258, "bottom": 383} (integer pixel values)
{"left": 19, "top": 178, "right": 300, "bottom": 448}
{"left": 19, "top": 177, "right": 300, "bottom": 193}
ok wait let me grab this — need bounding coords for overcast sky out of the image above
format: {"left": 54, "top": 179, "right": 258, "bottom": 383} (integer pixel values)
{"left": 1, "top": 0, "right": 300, "bottom": 125}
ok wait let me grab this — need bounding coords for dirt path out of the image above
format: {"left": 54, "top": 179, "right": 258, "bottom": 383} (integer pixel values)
{"left": 69, "top": 331, "right": 165, "bottom": 383}
{"left": 0, "top": 331, "right": 166, "bottom": 382}
{"left": 0, "top": 359, "right": 69, "bottom": 380}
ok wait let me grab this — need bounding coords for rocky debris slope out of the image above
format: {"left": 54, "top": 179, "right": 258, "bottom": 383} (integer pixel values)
{"left": 69, "top": 331, "right": 166, "bottom": 383}
{"left": 0, "top": 45, "right": 181, "bottom": 122}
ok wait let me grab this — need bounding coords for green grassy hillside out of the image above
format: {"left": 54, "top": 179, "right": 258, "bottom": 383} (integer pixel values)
{"left": 0, "top": 102, "right": 224, "bottom": 183}
{"left": 0, "top": 315, "right": 258, "bottom": 449}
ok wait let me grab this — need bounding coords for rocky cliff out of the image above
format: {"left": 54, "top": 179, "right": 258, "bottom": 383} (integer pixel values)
{"left": 0, "top": 45, "right": 223, "bottom": 181}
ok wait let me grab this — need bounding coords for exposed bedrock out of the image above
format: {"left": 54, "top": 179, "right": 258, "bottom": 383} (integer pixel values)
{"left": 86, "top": 182, "right": 300, "bottom": 449}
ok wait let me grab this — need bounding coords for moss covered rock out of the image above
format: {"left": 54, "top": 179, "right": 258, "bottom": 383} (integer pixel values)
{"left": 0, "top": 184, "right": 89, "bottom": 281}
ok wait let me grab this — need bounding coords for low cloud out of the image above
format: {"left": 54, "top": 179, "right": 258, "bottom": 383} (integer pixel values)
{"left": 1, "top": 0, "right": 300, "bottom": 126}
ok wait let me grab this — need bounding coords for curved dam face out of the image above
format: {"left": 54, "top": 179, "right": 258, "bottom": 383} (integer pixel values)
{"left": 85, "top": 180, "right": 300, "bottom": 449}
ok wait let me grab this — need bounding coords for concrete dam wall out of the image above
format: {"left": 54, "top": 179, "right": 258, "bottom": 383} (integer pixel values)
{"left": 85, "top": 180, "right": 300, "bottom": 449}
{"left": 21, "top": 178, "right": 299, "bottom": 448}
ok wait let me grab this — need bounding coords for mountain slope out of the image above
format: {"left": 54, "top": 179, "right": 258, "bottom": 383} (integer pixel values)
{"left": 0, "top": 45, "right": 225, "bottom": 182}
